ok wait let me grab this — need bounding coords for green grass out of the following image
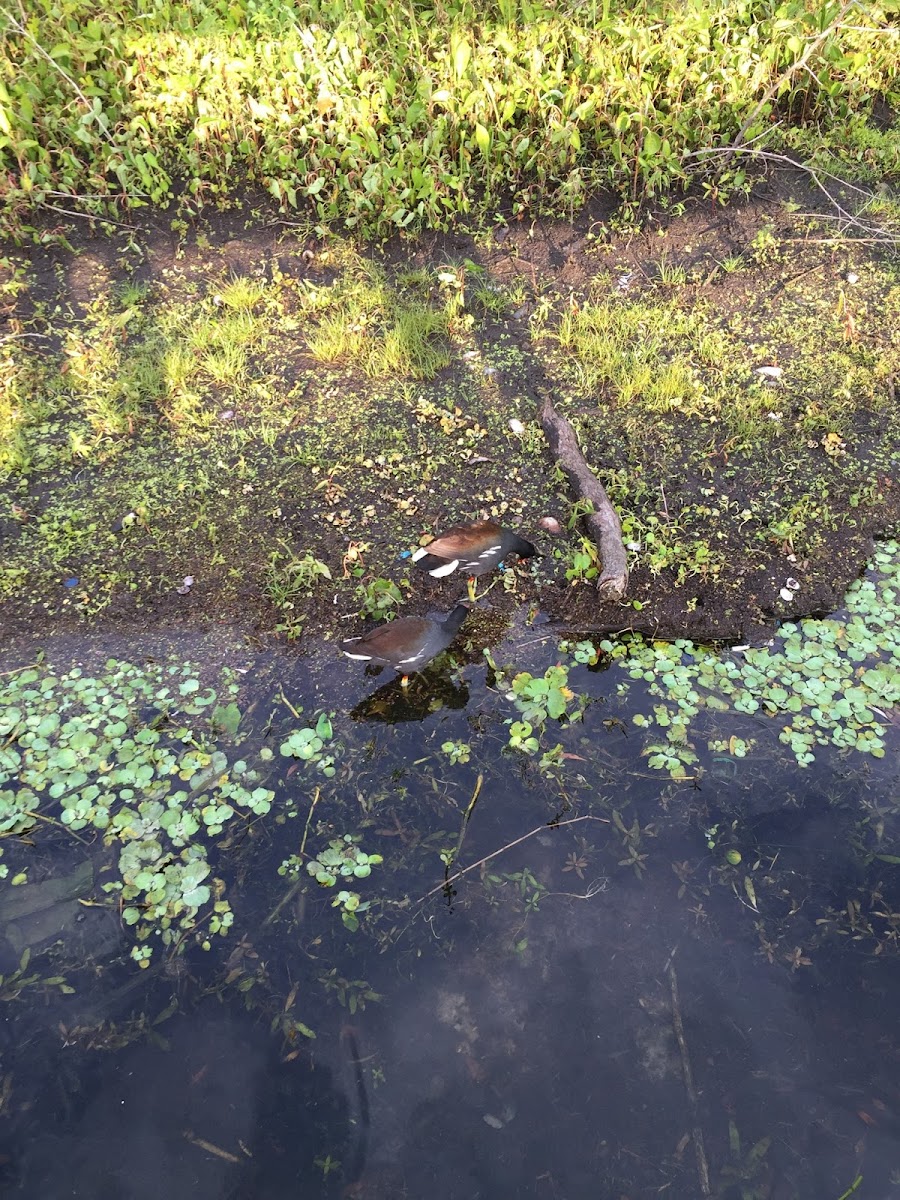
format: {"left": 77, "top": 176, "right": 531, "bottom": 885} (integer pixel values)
{"left": 0, "top": 1, "right": 897, "bottom": 238}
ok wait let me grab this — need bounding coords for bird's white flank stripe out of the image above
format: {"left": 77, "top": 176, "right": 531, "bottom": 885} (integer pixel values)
{"left": 428, "top": 558, "right": 460, "bottom": 578}
{"left": 342, "top": 651, "right": 373, "bottom": 661}
{"left": 478, "top": 544, "right": 503, "bottom": 559}
{"left": 399, "top": 653, "right": 424, "bottom": 665}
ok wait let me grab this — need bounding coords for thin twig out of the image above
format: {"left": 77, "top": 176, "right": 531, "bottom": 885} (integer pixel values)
{"left": 418, "top": 814, "right": 610, "bottom": 903}
{"left": 42, "top": 203, "right": 137, "bottom": 230}
{"left": 451, "top": 772, "right": 483, "bottom": 862}
{"left": 263, "top": 786, "right": 320, "bottom": 926}
{"left": 277, "top": 687, "right": 303, "bottom": 720}
{"left": 668, "top": 964, "right": 711, "bottom": 1197}
{"left": 0, "top": 334, "right": 51, "bottom": 346}
{"left": 21, "top": 809, "right": 91, "bottom": 845}
{"left": 659, "top": 482, "right": 670, "bottom": 523}
{"left": 688, "top": 147, "right": 898, "bottom": 245}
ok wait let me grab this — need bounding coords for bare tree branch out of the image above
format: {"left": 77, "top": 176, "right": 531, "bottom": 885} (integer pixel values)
{"left": 538, "top": 392, "right": 629, "bottom": 600}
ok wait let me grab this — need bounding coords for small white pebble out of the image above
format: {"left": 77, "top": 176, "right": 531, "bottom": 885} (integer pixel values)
{"left": 508, "top": 418, "right": 525, "bottom": 435}
{"left": 779, "top": 587, "right": 794, "bottom": 601}
{"left": 626, "top": 541, "right": 641, "bottom": 551}
{"left": 755, "top": 366, "right": 783, "bottom": 381}
{"left": 846, "top": 272, "right": 858, "bottom": 284}
{"left": 538, "top": 516, "right": 562, "bottom": 535}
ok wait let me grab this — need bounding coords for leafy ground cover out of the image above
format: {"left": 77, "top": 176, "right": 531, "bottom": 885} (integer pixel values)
{"left": 1, "top": 168, "right": 898, "bottom": 644}
{"left": 0, "top": 0, "right": 897, "bottom": 239}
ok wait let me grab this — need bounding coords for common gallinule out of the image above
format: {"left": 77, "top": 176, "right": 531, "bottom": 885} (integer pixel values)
{"left": 411, "top": 519, "right": 537, "bottom": 600}
{"left": 339, "top": 603, "right": 469, "bottom": 687}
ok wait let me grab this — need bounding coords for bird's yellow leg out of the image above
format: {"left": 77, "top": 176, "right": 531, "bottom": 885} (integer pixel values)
{"left": 469, "top": 575, "right": 501, "bottom": 602}
{"left": 400, "top": 675, "right": 410, "bottom": 689}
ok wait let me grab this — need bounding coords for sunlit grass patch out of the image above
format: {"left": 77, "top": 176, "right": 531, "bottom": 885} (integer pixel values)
{"left": 0, "top": 347, "right": 50, "bottom": 478}
{"left": 304, "top": 263, "right": 451, "bottom": 380}
{"left": 556, "top": 298, "right": 718, "bottom": 417}
{"left": 217, "top": 276, "right": 267, "bottom": 311}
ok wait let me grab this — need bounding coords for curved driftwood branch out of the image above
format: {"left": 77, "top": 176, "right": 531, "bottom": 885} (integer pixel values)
{"left": 538, "top": 394, "right": 629, "bottom": 600}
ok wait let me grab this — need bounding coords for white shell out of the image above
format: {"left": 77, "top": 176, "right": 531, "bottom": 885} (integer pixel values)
{"left": 779, "top": 587, "right": 794, "bottom": 601}
{"left": 508, "top": 418, "right": 525, "bottom": 435}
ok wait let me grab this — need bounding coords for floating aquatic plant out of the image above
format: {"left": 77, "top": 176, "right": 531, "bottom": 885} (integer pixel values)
{"left": 585, "top": 541, "right": 900, "bottom": 778}
{"left": 291, "top": 835, "right": 384, "bottom": 932}
{"left": 279, "top": 713, "right": 337, "bottom": 776}
{"left": 0, "top": 659, "right": 282, "bottom": 964}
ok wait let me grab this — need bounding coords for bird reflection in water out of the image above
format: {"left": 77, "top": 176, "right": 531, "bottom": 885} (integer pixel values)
{"left": 349, "top": 669, "right": 469, "bottom": 723}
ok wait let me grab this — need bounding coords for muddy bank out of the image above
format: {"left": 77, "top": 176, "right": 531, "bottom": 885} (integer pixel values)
{"left": 1, "top": 168, "right": 898, "bottom": 647}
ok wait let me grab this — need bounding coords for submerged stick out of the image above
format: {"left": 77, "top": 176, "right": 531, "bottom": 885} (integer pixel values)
{"left": 668, "top": 963, "right": 711, "bottom": 1197}
{"left": 419, "top": 814, "right": 610, "bottom": 903}
{"left": 537, "top": 393, "right": 629, "bottom": 599}
{"left": 263, "top": 787, "right": 320, "bottom": 927}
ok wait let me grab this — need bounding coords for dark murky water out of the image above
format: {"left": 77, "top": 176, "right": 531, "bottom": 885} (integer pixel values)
{"left": 2, "top": 598, "right": 900, "bottom": 1200}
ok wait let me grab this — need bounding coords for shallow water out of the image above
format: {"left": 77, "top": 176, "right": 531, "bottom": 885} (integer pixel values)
{"left": 2, "top": 568, "right": 900, "bottom": 1200}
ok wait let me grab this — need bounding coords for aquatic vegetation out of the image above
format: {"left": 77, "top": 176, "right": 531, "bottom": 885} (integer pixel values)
{"left": 584, "top": 541, "right": 900, "bottom": 778}
{"left": 302, "top": 835, "right": 383, "bottom": 888}
{"left": 441, "top": 739, "right": 471, "bottom": 765}
{"left": 508, "top": 721, "right": 540, "bottom": 755}
{"left": 500, "top": 663, "right": 584, "bottom": 726}
{"left": 281, "top": 834, "right": 383, "bottom": 932}
{"left": 487, "top": 659, "right": 588, "bottom": 759}
{"left": 558, "top": 639, "right": 601, "bottom": 666}
{"left": 280, "top": 714, "right": 337, "bottom": 777}
{"left": 0, "top": 948, "right": 71, "bottom": 1002}
{"left": 0, "top": 659, "right": 288, "bottom": 964}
